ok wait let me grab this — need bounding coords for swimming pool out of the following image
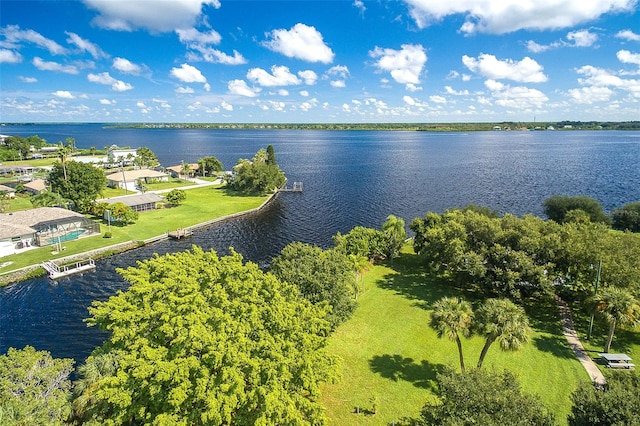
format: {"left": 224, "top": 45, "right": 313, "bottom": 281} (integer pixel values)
{"left": 47, "top": 229, "right": 86, "bottom": 244}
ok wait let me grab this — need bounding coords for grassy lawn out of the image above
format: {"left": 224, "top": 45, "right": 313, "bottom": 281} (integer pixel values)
{"left": 569, "top": 299, "right": 640, "bottom": 376}
{"left": 99, "top": 187, "right": 129, "bottom": 198}
{"left": 6, "top": 195, "right": 33, "bottom": 212}
{"left": 143, "top": 178, "right": 195, "bottom": 191}
{"left": 0, "top": 185, "right": 270, "bottom": 274}
{"left": 320, "top": 250, "right": 590, "bottom": 425}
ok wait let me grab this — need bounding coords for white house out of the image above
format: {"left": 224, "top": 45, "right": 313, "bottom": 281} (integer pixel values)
{"left": 108, "top": 145, "right": 138, "bottom": 166}
{"left": 105, "top": 169, "right": 169, "bottom": 192}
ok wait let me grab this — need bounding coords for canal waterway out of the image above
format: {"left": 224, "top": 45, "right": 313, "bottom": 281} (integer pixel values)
{"left": 1, "top": 125, "right": 639, "bottom": 364}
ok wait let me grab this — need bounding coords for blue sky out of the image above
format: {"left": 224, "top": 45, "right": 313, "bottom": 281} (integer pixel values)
{"left": 1, "top": 0, "right": 639, "bottom": 123}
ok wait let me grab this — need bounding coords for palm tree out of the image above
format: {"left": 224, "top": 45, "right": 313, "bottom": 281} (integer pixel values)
{"left": 475, "top": 298, "right": 531, "bottom": 368}
{"left": 30, "top": 191, "right": 69, "bottom": 208}
{"left": 348, "top": 253, "right": 370, "bottom": 300}
{"left": 181, "top": 161, "right": 191, "bottom": 179}
{"left": 588, "top": 286, "right": 640, "bottom": 353}
{"left": 73, "top": 352, "right": 118, "bottom": 422}
{"left": 56, "top": 142, "right": 72, "bottom": 180}
{"left": 382, "top": 214, "right": 406, "bottom": 260}
{"left": 430, "top": 296, "right": 474, "bottom": 373}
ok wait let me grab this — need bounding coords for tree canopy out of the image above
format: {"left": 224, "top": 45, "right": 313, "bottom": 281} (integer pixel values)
{"left": 271, "top": 242, "right": 357, "bottom": 329}
{"left": 0, "top": 346, "right": 74, "bottom": 425}
{"left": 48, "top": 161, "right": 106, "bottom": 213}
{"left": 78, "top": 246, "right": 336, "bottom": 425}
{"left": 415, "top": 368, "right": 556, "bottom": 426}
{"left": 107, "top": 202, "right": 138, "bottom": 225}
{"left": 134, "top": 147, "right": 159, "bottom": 169}
{"left": 165, "top": 189, "right": 187, "bottom": 205}
{"left": 197, "top": 156, "right": 224, "bottom": 176}
{"left": 611, "top": 201, "right": 640, "bottom": 233}
{"left": 543, "top": 195, "right": 610, "bottom": 225}
{"left": 411, "top": 209, "right": 555, "bottom": 298}
{"left": 228, "top": 147, "right": 286, "bottom": 194}
{"left": 568, "top": 372, "right": 640, "bottom": 426}
{"left": 332, "top": 225, "right": 387, "bottom": 261}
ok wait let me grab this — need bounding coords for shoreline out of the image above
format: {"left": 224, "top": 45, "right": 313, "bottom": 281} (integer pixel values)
{"left": 0, "top": 190, "right": 280, "bottom": 287}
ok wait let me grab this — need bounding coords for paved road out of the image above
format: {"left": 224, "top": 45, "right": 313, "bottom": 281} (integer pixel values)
{"left": 555, "top": 295, "right": 607, "bottom": 387}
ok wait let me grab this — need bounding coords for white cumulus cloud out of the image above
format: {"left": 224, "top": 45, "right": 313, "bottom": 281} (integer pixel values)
{"left": 170, "top": 63, "right": 207, "bottom": 86}
{"left": 188, "top": 46, "right": 247, "bottom": 64}
{"left": 53, "top": 90, "right": 74, "bottom": 99}
{"left": 33, "top": 57, "right": 79, "bottom": 74}
{"left": 87, "top": 72, "right": 133, "bottom": 91}
{"left": 247, "top": 65, "right": 301, "bottom": 87}
{"left": 566, "top": 29, "right": 598, "bottom": 47}
{"left": 462, "top": 54, "right": 547, "bottom": 83}
{"left": 616, "top": 29, "right": 640, "bottom": 42}
{"left": 176, "top": 27, "right": 221, "bottom": 45}
{"left": 82, "top": 0, "right": 221, "bottom": 32}
{"left": 65, "top": 32, "right": 107, "bottom": 58}
{"left": 617, "top": 50, "right": 640, "bottom": 66}
{"left": 403, "top": 0, "right": 636, "bottom": 34}
{"left": 0, "top": 49, "right": 22, "bottom": 63}
{"left": 228, "top": 79, "right": 260, "bottom": 97}
{"left": 483, "top": 79, "right": 549, "bottom": 109}
{"left": 112, "top": 57, "right": 142, "bottom": 75}
{"left": 568, "top": 86, "right": 614, "bottom": 104}
{"left": 527, "top": 29, "right": 598, "bottom": 53}
{"left": 369, "top": 44, "right": 427, "bottom": 87}
{"left": 175, "top": 86, "right": 195, "bottom": 94}
{"left": 298, "top": 70, "right": 318, "bottom": 85}
{"left": 263, "top": 23, "right": 334, "bottom": 63}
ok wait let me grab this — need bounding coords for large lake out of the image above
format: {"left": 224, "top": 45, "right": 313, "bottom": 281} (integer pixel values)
{"left": 1, "top": 124, "right": 639, "bottom": 364}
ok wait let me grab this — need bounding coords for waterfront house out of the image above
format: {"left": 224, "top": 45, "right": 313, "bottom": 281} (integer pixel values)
{"left": 24, "top": 178, "right": 47, "bottom": 194}
{"left": 104, "top": 193, "right": 164, "bottom": 212}
{"left": 166, "top": 163, "right": 199, "bottom": 178}
{"left": 105, "top": 169, "right": 169, "bottom": 192}
{"left": 0, "top": 184, "right": 16, "bottom": 198}
{"left": 0, "top": 207, "right": 100, "bottom": 257}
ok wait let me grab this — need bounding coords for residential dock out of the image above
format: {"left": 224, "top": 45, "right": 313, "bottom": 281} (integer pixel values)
{"left": 41, "top": 258, "right": 96, "bottom": 280}
{"left": 168, "top": 228, "right": 193, "bottom": 239}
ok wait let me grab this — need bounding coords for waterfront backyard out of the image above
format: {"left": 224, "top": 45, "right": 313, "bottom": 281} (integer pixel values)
{"left": 0, "top": 184, "right": 270, "bottom": 279}
{"left": 320, "top": 249, "right": 640, "bottom": 425}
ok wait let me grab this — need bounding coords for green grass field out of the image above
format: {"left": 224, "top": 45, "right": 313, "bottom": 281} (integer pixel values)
{"left": 320, "top": 250, "right": 604, "bottom": 425}
{"left": 0, "top": 185, "right": 270, "bottom": 275}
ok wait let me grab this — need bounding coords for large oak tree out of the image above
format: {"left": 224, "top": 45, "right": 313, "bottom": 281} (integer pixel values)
{"left": 77, "top": 246, "right": 336, "bottom": 425}
{"left": 48, "top": 160, "right": 106, "bottom": 213}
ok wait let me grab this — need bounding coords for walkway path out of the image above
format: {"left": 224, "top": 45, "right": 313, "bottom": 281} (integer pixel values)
{"left": 554, "top": 295, "right": 607, "bottom": 387}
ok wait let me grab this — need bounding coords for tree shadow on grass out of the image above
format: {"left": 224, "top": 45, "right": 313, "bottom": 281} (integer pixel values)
{"left": 369, "top": 354, "right": 446, "bottom": 391}
{"left": 376, "top": 253, "right": 462, "bottom": 310}
{"left": 521, "top": 295, "right": 565, "bottom": 335}
{"left": 533, "top": 335, "right": 576, "bottom": 359}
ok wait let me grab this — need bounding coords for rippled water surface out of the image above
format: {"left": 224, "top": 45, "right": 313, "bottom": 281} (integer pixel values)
{"left": 1, "top": 125, "right": 639, "bottom": 363}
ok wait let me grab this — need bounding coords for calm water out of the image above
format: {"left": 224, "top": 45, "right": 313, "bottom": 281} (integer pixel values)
{"left": 1, "top": 124, "right": 639, "bottom": 364}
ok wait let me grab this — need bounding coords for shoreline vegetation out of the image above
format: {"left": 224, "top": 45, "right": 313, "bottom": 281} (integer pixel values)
{"left": 4, "top": 121, "right": 640, "bottom": 131}
{"left": 0, "top": 185, "right": 276, "bottom": 287}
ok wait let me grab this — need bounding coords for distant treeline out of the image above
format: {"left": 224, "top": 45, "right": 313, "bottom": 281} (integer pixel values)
{"left": 4, "top": 121, "right": 639, "bottom": 131}
{"left": 101, "top": 121, "right": 640, "bottom": 131}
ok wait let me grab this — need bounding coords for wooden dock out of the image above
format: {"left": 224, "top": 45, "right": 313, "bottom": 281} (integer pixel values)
{"left": 42, "top": 259, "right": 96, "bottom": 280}
{"left": 279, "top": 182, "right": 303, "bottom": 192}
{"left": 168, "top": 228, "right": 193, "bottom": 239}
